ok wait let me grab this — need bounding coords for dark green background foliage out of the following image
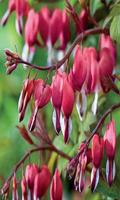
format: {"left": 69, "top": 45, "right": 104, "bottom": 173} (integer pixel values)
{"left": 0, "top": 0, "right": 120, "bottom": 199}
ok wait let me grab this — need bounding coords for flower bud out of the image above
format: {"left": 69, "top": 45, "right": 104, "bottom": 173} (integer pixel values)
{"left": 33, "top": 165, "right": 51, "bottom": 199}
{"left": 50, "top": 169, "right": 63, "bottom": 200}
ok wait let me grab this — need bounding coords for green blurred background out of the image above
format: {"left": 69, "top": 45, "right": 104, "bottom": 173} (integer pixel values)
{"left": 0, "top": 0, "right": 120, "bottom": 200}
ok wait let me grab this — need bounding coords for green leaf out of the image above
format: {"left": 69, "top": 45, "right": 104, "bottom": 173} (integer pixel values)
{"left": 109, "top": 4, "right": 120, "bottom": 17}
{"left": 90, "top": 0, "right": 102, "bottom": 16}
{"left": 110, "top": 15, "right": 120, "bottom": 44}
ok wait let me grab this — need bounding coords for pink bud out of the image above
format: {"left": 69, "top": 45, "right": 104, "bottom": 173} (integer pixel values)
{"left": 21, "top": 175, "right": 27, "bottom": 200}
{"left": 25, "top": 164, "right": 39, "bottom": 196}
{"left": 79, "top": 9, "right": 88, "bottom": 32}
{"left": 51, "top": 71, "right": 64, "bottom": 134}
{"left": 50, "top": 169, "right": 63, "bottom": 200}
{"left": 34, "top": 165, "right": 51, "bottom": 199}
{"left": 99, "top": 34, "right": 116, "bottom": 66}
{"left": 91, "top": 134, "right": 104, "bottom": 191}
{"left": 104, "top": 120, "right": 116, "bottom": 186}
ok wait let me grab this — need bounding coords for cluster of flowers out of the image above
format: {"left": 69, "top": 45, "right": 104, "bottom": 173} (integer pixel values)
{"left": 1, "top": 0, "right": 89, "bottom": 64}
{"left": 67, "top": 120, "right": 116, "bottom": 192}
{"left": 12, "top": 164, "right": 62, "bottom": 200}
{"left": 12, "top": 33, "right": 115, "bottom": 144}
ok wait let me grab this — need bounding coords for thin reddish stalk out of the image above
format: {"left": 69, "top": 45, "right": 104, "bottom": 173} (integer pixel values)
{"left": 18, "top": 27, "right": 108, "bottom": 71}
{"left": 0, "top": 145, "right": 71, "bottom": 195}
{"left": 76, "top": 102, "right": 120, "bottom": 159}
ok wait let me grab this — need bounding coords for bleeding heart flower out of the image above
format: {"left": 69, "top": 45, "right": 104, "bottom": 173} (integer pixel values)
{"left": 104, "top": 119, "right": 116, "bottom": 186}
{"left": 91, "top": 134, "right": 104, "bottom": 191}
{"left": 18, "top": 78, "right": 34, "bottom": 122}
{"left": 22, "top": 9, "right": 39, "bottom": 62}
{"left": 28, "top": 79, "right": 51, "bottom": 131}
{"left": 39, "top": 7, "right": 63, "bottom": 65}
{"left": 59, "top": 10, "right": 70, "bottom": 50}
{"left": 25, "top": 164, "right": 39, "bottom": 198}
{"left": 51, "top": 70, "right": 64, "bottom": 134}
{"left": 39, "top": 7, "right": 62, "bottom": 46}
{"left": 61, "top": 74, "right": 74, "bottom": 143}
{"left": 33, "top": 165, "right": 51, "bottom": 200}
{"left": 15, "top": 0, "right": 29, "bottom": 35}
{"left": 1, "top": 0, "right": 16, "bottom": 26}
{"left": 50, "top": 169, "right": 63, "bottom": 200}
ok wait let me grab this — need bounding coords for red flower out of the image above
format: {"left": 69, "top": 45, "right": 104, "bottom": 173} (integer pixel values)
{"left": 59, "top": 10, "right": 70, "bottom": 50}
{"left": 73, "top": 143, "right": 92, "bottom": 192}
{"left": 22, "top": 9, "right": 39, "bottom": 62}
{"left": 104, "top": 120, "right": 116, "bottom": 186}
{"left": 15, "top": 0, "right": 29, "bottom": 35}
{"left": 39, "top": 7, "right": 62, "bottom": 46}
{"left": 50, "top": 169, "right": 63, "bottom": 200}
{"left": 61, "top": 74, "right": 74, "bottom": 143}
{"left": 1, "top": 0, "right": 16, "bottom": 26}
{"left": 18, "top": 78, "right": 34, "bottom": 122}
{"left": 91, "top": 134, "right": 104, "bottom": 191}
{"left": 25, "top": 164, "right": 39, "bottom": 197}
{"left": 1, "top": 0, "right": 29, "bottom": 35}
{"left": 72, "top": 46, "right": 88, "bottom": 91}
{"left": 28, "top": 79, "right": 51, "bottom": 131}
{"left": 51, "top": 71, "right": 64, "bottom": 134}
{"left": 33, "top": 165, "right": 51, "bottom": 199}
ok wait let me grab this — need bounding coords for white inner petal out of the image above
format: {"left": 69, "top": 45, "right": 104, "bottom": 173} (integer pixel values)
{"left": 91, "top": 91, "right": 98, "bottom": 115}
{"left": 15, "top": 16, "right": 23, "bottom": 36}
{"left": 76, "top": 91, "right": 87, "bottom": 121}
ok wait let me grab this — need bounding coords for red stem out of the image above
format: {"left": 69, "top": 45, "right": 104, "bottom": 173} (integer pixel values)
{"left": 19, "top": 27, "right": 108, "bottom": 71}
{"left": 0, "top": 145, "right": 71, "bottom": 195}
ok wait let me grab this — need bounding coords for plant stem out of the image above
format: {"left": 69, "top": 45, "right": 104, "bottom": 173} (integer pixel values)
{"left": 0, "top": 145, "right": 71, "bottom": 195}
{"left": 76, "top": 102, "right": 120, "bottom": 158}
{"left": 18, "top": 27, "right": 108, "bottom": 71}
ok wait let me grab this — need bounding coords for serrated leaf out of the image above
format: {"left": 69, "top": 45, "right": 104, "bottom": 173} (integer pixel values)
{"left": 110, "top": 15, "right": 120, "bottom": 44}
